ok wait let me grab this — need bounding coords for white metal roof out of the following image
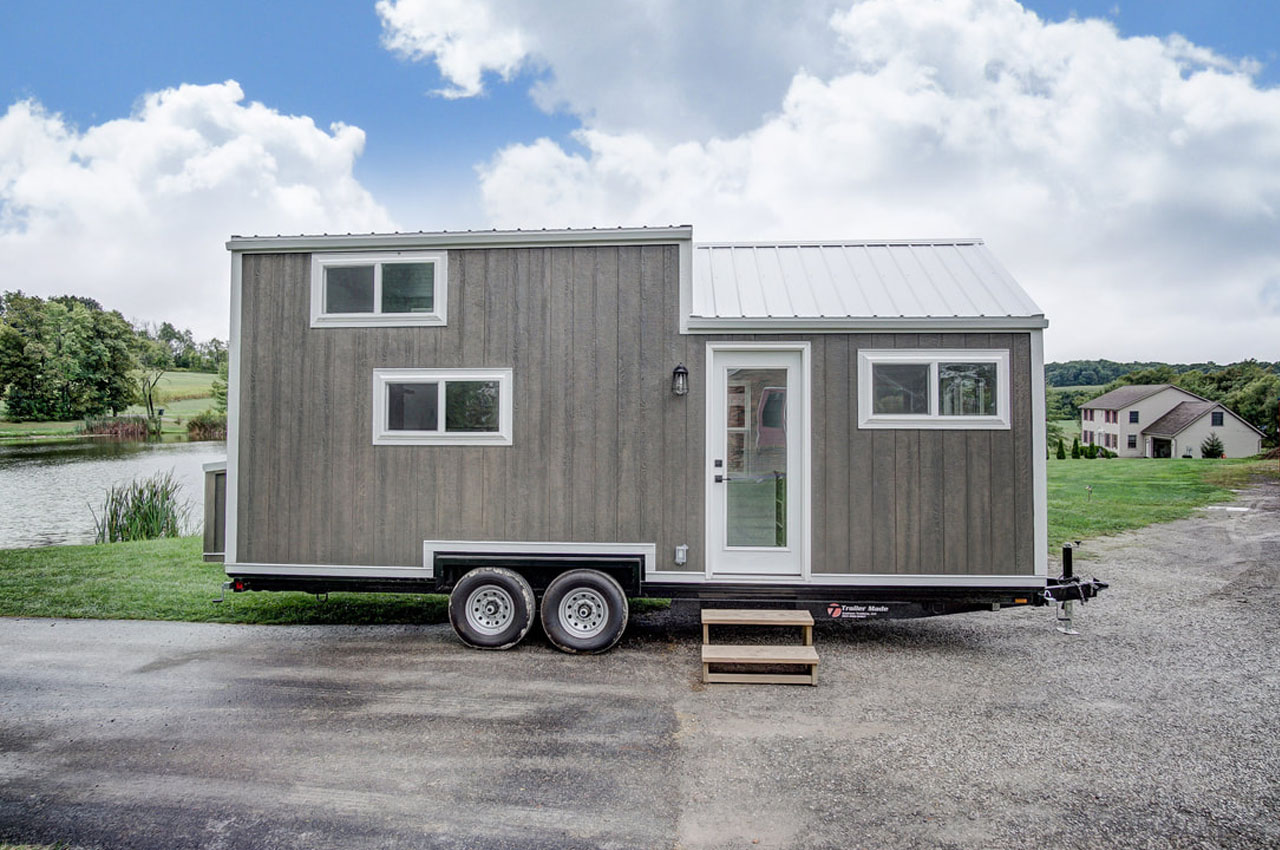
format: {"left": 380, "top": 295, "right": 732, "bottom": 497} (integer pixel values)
{"left": 688, "top": 240, "right": 1046, "bottom": 331}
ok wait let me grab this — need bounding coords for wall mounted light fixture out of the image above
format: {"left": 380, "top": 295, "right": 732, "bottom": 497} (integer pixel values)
{"left": 671, "top": 363, "right": 689, "bottom": 396}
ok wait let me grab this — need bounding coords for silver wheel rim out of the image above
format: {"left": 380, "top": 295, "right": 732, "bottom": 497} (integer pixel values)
{"left": 558, "top": 588, "right": 609, "bottom": 639}
{"left": 465, "top": 585, "right": 516, "bottom": 636}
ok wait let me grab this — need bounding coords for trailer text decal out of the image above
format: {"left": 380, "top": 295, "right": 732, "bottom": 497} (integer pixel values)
{"left": 827, "top": 603, "right": 891, "bottom": 620}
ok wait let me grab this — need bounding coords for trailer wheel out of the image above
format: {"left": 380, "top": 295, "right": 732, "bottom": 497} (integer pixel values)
{"left": 449, "top": 567, "right": 536, "bottom": 650}
{"left": 540, "top": 569, "right": 629, "bottom": 654}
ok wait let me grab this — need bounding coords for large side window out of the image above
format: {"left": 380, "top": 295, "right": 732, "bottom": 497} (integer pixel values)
{"left": 312, "top": 251, "right": 447, "bottom": 327}
{"left": 373, "top": 368, "right": 512, "bottom": 445}
{"left": 857, "top": 349, "right": 1010, "bottom": 430}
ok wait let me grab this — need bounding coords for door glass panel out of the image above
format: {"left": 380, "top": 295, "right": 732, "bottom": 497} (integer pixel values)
{"left": 726, "top": 368, "right": 787, "bottom": 547}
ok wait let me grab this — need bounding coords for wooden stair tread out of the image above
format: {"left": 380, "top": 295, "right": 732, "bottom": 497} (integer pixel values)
{"left": 700, "top": 608, "right": 814, "bottom": 627}
{"left": 701, "top": 644, "right": 819, "bottom": 664}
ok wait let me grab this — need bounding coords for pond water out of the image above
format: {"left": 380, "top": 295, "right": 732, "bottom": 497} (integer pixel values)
{"left": 0, "top": 438, "right": 226, "bottom": 549}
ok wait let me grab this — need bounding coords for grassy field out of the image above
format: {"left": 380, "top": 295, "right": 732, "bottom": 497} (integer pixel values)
{"left": 0, "top": 370, "right": 217, "bottom": 442}
{"left": 1046, "top": 457, "right": 1273, "bottom": 549}
{"left": 0, "top": 459, "right": 1273, "bottom": 626}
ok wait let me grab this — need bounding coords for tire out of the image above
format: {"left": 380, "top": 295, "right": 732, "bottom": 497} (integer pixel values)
{"left": 540, "top": 569, "right": 629, "bottom": 654}
{"left": 448, "top": 567, "right": 536, "bottom": 650}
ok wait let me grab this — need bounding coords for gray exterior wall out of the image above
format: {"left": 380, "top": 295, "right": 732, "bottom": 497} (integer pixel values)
{"left": 235, "top": 245, "right": 1035, "bottom": 576}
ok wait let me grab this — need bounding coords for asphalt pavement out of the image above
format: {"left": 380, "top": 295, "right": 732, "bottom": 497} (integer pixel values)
{"left": 1, "top": 481, "right": 1277, "bottom": 849}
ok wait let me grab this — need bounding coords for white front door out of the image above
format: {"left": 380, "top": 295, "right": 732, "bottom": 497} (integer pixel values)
{"left": 706, "top": 345, "right": 808, "bottom": 578}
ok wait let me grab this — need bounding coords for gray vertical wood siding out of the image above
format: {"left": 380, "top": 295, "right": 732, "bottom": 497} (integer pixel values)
{"left": 236, "top": 246, "right": 1035, "bottom": 576}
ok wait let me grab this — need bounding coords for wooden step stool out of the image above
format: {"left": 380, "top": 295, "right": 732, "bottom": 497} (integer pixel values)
{"left": 700, "top": 608, "right": 819, "bottom": 685}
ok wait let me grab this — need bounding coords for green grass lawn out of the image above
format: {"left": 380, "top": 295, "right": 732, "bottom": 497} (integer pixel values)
{"left": 1046, "top": 457, "right": 1272, "bottom": 549}
{"left": 0, "top": 536, "right": 448, "bottom": 625}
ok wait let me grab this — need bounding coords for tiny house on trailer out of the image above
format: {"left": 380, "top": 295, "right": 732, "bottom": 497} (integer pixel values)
{"left": 206, "top": 225, "right": 1100, "bottom": 653}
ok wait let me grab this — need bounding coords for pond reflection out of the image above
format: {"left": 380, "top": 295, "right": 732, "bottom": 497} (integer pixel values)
{"left": 0, "top": 438, "right": 226, "bottom": 548}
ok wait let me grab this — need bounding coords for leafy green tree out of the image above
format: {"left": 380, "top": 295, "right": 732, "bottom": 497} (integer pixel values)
{"left": 1200, "top": 432, "right": 1225, "bottom": 459}
{"left": 133, "top": 336, "right": 173, "bottom": 419}
{"left": 0, "top": 291, "right": 137, "bottom": 420}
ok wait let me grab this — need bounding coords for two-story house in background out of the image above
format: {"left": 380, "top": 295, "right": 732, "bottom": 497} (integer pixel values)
{"left": 1079, "top": 384, "right": 1264, "bottom": 458}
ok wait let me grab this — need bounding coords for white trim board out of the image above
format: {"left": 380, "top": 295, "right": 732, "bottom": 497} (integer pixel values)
{"left": 684, "top": 316, "right": 1048, "bottom": 333}
{"left": 228, "top": 226, "right": 693, "bottom": 253}
{"left": 1031, "top": 329, "right": 1049, "bottom": 578}
{"left": 424, "top": 540, "right": 658, "bottom": 580}
{"left": 225, "top": 251, "right": 243, "bottom": 567}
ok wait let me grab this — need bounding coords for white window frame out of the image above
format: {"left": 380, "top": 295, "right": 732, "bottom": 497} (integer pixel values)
{"left": 311, "top": 251, "right": 448, "bottom": 328}
{"left": 857, "top": 349, "right": 1010, "bottom": 430}
{"left": 372, "top": 368, "right": 513, "bottom": 446}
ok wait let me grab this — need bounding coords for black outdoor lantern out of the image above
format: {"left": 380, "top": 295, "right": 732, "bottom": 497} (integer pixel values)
{"left": 671, "top": 363, "right": 689, "bottom": 396}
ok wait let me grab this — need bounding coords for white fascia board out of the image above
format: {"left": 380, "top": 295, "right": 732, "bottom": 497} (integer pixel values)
{"left": 227, "top": 563, "right": 434, "bottom": 580}
{"left": 695, "top": 238, "right": 986, "bottom": 248}
{"left": 202, "top": 460, "right": 227, "bottom": 473}
{"left": 684, "top": 316, "right": 1049, "bottom": 333}
{"left": 227, "top": 226, "right": 693, "bottom": 253}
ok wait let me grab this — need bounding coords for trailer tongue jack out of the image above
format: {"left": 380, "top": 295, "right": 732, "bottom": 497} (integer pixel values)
{"left": 1044, "top": 542, "right": 1109, "bottom": 635}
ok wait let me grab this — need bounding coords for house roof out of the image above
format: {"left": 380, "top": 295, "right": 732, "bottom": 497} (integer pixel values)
{"left": 1080, "top": 384, "right": 1178, "bottom": 409}
{"left": 689, "top": 240, "right": 1046, "bottom": 331}
{"left": 1143, "top": 401, "right": 1267, "bottom": 439}
{"left": 1142, "top": 401, "right": 1218, "bottom": 437}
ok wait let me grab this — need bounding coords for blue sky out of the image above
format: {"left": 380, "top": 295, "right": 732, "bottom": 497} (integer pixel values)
{"left": 1, "top": 1, "right": 1278, "bottom": 360}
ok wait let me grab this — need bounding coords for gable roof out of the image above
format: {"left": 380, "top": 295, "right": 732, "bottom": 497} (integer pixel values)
{"left": 1142, "top": 401, "right": 1217, "bottom": 437}
{"left": 1080, "top": 384, "right": 1184, "bottom": 409}
{"left": 688, "top": 240, "right": 1046, "bottom": 331}
{"left": 1143, "top": 401, "right": 1267, "bottom": 439}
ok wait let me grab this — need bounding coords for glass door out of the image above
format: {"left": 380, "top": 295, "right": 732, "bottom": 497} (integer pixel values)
{"left": 707, "top": 347, "right": 806, "bottom": 577}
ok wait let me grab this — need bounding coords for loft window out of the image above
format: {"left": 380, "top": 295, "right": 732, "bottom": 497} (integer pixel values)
{"left": 1211, "top": 410, "right": 1224, "bottom": 427}
{"left": 857, "top": 349, "right": 1010, "bottom": 430}
{"left": 372, "top": 368, "right": 512, "bottom": 446}
{"left": 311, "top": 251, "right": 447, "bottom": 327}
{"left": 1129, "top": 410, "right": 1139, "bottom": 423}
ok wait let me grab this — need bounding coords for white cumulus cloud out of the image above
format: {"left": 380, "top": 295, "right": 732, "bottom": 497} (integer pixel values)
{"left": 0, "top": 81, "right": 394, "bottom": 339}
{"left": 385, "top": 0, "right": 1280, "bottom": 361}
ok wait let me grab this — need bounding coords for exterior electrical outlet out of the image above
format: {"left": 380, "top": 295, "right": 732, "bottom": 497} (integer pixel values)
{"left": 206, "top": 225, "right": 1105, "bottom": 653}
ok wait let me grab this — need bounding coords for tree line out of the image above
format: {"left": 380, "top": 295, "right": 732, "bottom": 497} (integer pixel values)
{"left": 0, "top": 291, "right": 227, "bottom": 422}
{"left": 1046, "top": 358, "right": 1280, "bottom": 388}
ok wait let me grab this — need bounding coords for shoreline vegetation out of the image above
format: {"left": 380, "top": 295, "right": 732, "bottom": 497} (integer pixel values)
{"left": 0, "top": 369, "right": 222, "bottom": 445}
{"left": 0, "top": 459, "right": 1275, "bottom": 627}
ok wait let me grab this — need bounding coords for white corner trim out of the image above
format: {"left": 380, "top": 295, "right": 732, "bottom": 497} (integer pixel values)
{"left": 678, "top": 238, "right": 693, "bottom": 335}
{"left": 224, "top": 252, "right": 242, "bottom": 570}
{"left": 856, "top": 349, "right": 1011, "bottom": 430}
{"left": 1031, "top": 330, "right": 1049, "bottom": 578}
{"left": 372, "top": 368, "right": 514, "bottom": 446}
{"left": 310, "top": 250, "right": 448, "bottom": 328}
{"left": 424, "top": 540, "right": 658, "bottom": 581}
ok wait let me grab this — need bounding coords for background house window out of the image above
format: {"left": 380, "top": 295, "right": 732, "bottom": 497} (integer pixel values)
{"left": 373, "top": 368, "right": 512, "bottom": 445}
{"left": 1211, "top": 411, "right": 1224, "bottom": 427}
{"left": 312, "top": 251, "right": 447, "bottom": 327}
{"left": 1128, "top": 434, "right": 1137, "bottom": 449}
{"left": 857, "top": 350, "right": 1010, "bottom": 429}
{"left": 1129, "top": 410, "right": 1139, "bottom": 423}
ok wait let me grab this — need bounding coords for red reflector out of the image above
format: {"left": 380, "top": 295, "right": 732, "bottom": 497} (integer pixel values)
{"left": 234, "top": 580, "right": 245, "bottom": 591}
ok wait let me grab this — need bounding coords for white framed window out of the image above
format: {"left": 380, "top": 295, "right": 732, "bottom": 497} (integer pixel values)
{"left": 857, "top": 349, "right": 1010, "bottom": 430}
{"left": 311, "top": 251, "right": 447, "bottom": 327}
{"left": 372, "top": 368, "right": 512, "bottom": 446}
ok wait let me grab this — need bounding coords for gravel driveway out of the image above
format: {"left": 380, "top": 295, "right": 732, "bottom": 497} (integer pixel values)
{"left": 2, "top": 481, "right": 1277, "bottom": 849}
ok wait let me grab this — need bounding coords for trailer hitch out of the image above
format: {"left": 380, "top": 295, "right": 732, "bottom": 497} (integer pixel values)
{"left": 1041, "top": 543, "right": 1109, "bottom": 634}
